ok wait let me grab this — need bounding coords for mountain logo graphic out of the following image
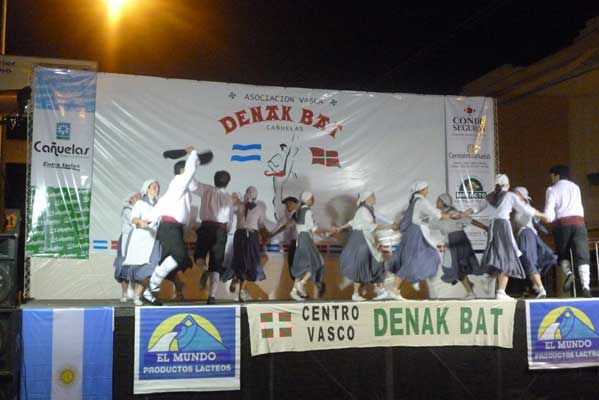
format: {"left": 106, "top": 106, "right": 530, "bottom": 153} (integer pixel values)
{"left": 537, "top": 306, "right": 599, "bottom": 341}
{"left": 147, "top": 313, "right": 226, "bottom": 352}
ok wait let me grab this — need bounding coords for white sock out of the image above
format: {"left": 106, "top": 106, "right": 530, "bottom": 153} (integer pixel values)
{"left": 579, "top": 264, "right": 591, "bottom": 290}
{"left": 560, "top": 259, "right": 572, "bottom": 276}
{"left": 149, "top": 256, "right": 178, "bottom": 292}
{"left": 496, "top": 289, "right": 505, "bottom": 294}
{"left": 209, "top": 272, "right": 220, "bottom": 297}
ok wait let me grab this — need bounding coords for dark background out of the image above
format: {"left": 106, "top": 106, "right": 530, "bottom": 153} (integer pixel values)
{"left": 6, "top": 1, "right": 599, "bottom": 94}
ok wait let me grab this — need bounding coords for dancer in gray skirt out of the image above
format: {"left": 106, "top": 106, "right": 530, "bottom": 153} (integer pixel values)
{"left": 289, "top": 191, "right": 336, "bottom": 301}
{"left": 513, "top": 186, "right": 556, "bottom": 299}
{"left": 337, "top": 191, "right": 398, "bottom": 301}
{"left": 388, "top": 181, "right": 468, "bottom": 299}
{"left": 113, "top": 191, "right": 140, "bottom": 302}
{"left": 435, "top": 193, "right": 487, "bottom": 299}
{"left": 123, "top": 179, "right": 162, "bottom": 306}
{"left": 477, "top": 174, "right": 548, "bottom": 300}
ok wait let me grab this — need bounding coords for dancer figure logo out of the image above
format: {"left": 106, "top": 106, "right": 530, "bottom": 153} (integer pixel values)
{"left": 310, "top": 147, "right": 340, "bottom": 167}
{"left": 260, "top": 312, "right": 293, "bottom": 339}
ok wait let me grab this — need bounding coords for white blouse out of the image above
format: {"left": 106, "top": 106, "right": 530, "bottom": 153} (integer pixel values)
{"left": 295, "top": 207, "right": 318, "bottom": 235}
{"left": 124, "top": 199, "right": 157, "bottom": 266}
{"left": 349, "top": 206, "right": 383, "bottom": 262}
{"left": 236, "top": 204, "right": 265, "bottom": 231}
{"left": 412, "top": 194, "right": 442, "bottom": 247}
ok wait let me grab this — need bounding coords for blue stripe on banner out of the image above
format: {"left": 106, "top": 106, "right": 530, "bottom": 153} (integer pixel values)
{"left": 82, "top": 308, "right": 113, "bottom": 400}
{"left": 21, "top": 309, "right": 54, "bottom": 400}
{"left": 93, "top": 246, "right": 108, "bottom": 250}
{"left": 92, "top": 240, "right": 108, "bottom": 244}
{"left": 230, "top": 155, "right": 261, "bottom": 162}
{"left": 232, "top": 144, "right": 262, "bottom": 151}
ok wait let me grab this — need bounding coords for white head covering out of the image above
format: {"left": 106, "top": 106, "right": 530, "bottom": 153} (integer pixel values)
{"left": 495, "top": 174, "right": 510, "bottom": 187}
{"left": 300, "top": 191, "right": 313, "bottom": 204}
{"left": 410, "top": 180, "right": 428, "bottom": 196}
{"left": 357, "top": 191, "right": 374, "bottom": 206}
{"left": 513, "top": 186, "right": 531, "bottom": 202}
{"left": 244, "top": 186, "right": 258, "bottom": 202}
{"left": 438, "top": 193, "right": 453, "bottom": 207}
{"left": 141, "top": 179, "right": 158, "bottom": 195}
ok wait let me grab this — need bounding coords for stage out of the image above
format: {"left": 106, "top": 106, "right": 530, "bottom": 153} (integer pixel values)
{"left": 18, "top": 299, "right": 599, "bottom": 400}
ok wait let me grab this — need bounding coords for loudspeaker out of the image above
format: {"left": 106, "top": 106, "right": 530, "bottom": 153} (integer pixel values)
{"left": 0, "top": 234, "right": 17, "bottom": 309}
{"left": 0, "top": 310, "right": 21, "bottom": 400}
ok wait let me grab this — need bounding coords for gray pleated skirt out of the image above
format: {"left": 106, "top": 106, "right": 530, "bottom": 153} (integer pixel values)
{"left": 481, "top": 219, "right": 526, "bottom": 279}
{"left": 339, "top": 230, "right": 384, "bottom": 283}
{"left": 388, "top": 224, "right": 440, "bottom": 282}
{"left": 290, "top": 232, "right": 324, "bottom": 283}
{"left": 441, "top": 230, "right": 482, "bottom": 284}
{"left": 113, "top": 234, "right": 130, "bottom": 283}
{"left": 517, "top": 227, "right": 557, "bottom": 276}
{"left": 127, "top": 240, "right": 162, "bottom": 283}
{"left": 221, "top": 229, "right": 266, "bottom": 282}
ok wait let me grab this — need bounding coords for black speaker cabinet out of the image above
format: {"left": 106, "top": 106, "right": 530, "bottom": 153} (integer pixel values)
{"left": 0, "top": 234, "right": 17, "bottom": 309}
{"left": 0, "top": 310, "right": 21, "bottom": 400}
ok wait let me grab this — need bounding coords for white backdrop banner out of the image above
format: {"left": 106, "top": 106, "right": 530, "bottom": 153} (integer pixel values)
{"left": 28, "top": 73, "right": 494, "bottom": 299}
{"left": 247, "top": 300, "right": 516, "bottom": 356}
{"left": 445, "top": 97, "right": 495, "bottom": 250}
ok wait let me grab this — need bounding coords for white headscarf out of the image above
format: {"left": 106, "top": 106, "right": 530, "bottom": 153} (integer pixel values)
{"left": 495, "top": 174, "right": 509, "bottom": 187}
{"left": 357, "top": 191, "right": 374, "bottom": 206}
{"left": 438, "top": 193, "right": 453, "bottom": 208}
{"left": 300, "top": 191, "right": 313, "bottom": 204}
{"left": 513, "top": 186, "right": 531, "bottom": 202}
{"left": 410, "top": 180, "right": 428, "bottom": 196}
{"left": 244, "top": 186, "right": 258, "bottom": 202}
{"left": 141, "top": 179, "right": 158, "bottom": 195}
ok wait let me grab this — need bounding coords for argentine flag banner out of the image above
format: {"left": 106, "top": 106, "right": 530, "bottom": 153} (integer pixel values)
{"left": 20, "top": 307, "right": 114, "bottom": 400}
{"left": 134, "top": 305, "right": 240, "bottom": 394}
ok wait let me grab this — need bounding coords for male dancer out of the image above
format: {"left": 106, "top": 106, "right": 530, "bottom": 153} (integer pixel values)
{"left": 194, "top": 171, "right": 234, "bottom": 305}
{"left": 544, "top": 165, "right": 592, "bottom": 297}
{"left": 270, "top": 196, "right": 299, "bottom": 280}
{"left": 145, "top": 146, "right": 197, "bottom": 305}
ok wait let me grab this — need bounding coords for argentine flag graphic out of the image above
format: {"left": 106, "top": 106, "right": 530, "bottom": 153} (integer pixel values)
{"left": 21, "top": 307, "right": 113, "bottom": 400}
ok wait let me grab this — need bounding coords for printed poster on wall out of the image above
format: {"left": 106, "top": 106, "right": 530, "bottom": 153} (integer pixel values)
{"left": 247, "top": 300, "right": 516, "bottom": 356}
{"left": 26, "top": 67, "right": 97, "bottom": 258}
{"left": 134, "top": 305, "right": 240, "bottom": 394}
{"left": 445, "top": 97, "right": 495, "bottom": 250}
{"left": 526, "top": 299, "right": 599, "bottom": 369}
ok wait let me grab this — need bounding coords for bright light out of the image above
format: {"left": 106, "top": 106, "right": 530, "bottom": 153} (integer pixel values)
{"left": 107, "top": 0, "right": 128, "bottom": 21}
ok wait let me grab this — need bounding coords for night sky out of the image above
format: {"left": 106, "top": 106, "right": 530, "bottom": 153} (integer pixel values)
{"left": 6, "top": 1, "right": 599, "bottom": 94}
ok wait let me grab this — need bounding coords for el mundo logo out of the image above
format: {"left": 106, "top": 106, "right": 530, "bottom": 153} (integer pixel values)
{"left": 456, "top": 177, "right": 486, "bottom": 200}
{"left": 537, "top": 306, "right": 598, "bottom": 341}
{"left": 260, "top": 312, "right": 292, "bottom": 339}
{"left": 148, "top": 313, "right": 226, "bottom": 352}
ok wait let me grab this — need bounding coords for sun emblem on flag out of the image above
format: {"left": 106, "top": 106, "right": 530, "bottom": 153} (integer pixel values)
{"left": 59, "top": 368, "right": 76, "bottom": 385}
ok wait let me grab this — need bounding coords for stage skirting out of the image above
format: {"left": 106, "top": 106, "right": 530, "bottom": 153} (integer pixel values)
{"left": 18, "top": 299, "right": 599, "bottom": 400}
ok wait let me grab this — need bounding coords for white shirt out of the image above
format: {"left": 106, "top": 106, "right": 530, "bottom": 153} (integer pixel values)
{"left": 477, "top": 190, "right": 535, "bottom": 221}
{"left": 152, "top": 150, "right": 198, "bottom": 224}
{"left": 544, "top": 179, "right": 585, "bottom": 223}
{"left": 349, "top": 206, "right": 383, "bottom": 262}
{"left": 120, "top": 205, "right": 134, "bottom": 255}
{"left": 295, "top": 206, "right": 318, "bottom": 235}
{"left": 124, "top": 199, "right": 157, "bottom": 266}
{"left": 194, "top": 183, "right": 233, "bottom": 225}
{"left": 412, "top": 194, "right": 442, "bottom": 247}
{"left": 272, "top": 209, "right": 297, "bottom": 243}
{"left": 514, "top": 207, "right": 536, "bottom": 234}
{"left": 236, "top": 204, "right": 265, "bottom": 231}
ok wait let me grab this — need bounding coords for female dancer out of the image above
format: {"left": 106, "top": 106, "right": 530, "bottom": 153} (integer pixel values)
{"left": 123, "top": 179, "right": 162, "bottom": 306}
{"left": 513, "top": 186, "right": 556, "bottom": 298}
{"left": 223, "top": 186, "right": 268, "bottom": 302}
{"left": 290, "top": 191, "right": 336, "bottom": 301}
{"left": 389, "top": 181, "right": 468, "bottom": 299}
{"left": 478, "top": 175, "right": 548, "bottom": 299}
{"left": 337, "top": 191, "right": 398, "bottom": 301}
{"left": 114, "top": 191, "right": 140, "bottom": 302}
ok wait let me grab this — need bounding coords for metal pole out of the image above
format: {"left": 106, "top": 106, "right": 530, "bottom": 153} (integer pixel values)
{"left": 1, "top": 0, "right": 7, "bottom": 55}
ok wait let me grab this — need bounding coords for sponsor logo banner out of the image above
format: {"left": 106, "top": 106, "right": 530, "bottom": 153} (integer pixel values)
{"left": 526, "top": 299, "right": 599, "bottom": 369}
{"left": 247, "top": 300, "right": 516, "bottom": 356}
{"left": 445, "top": 97, "right": 495, "bottom": 251}
{"left": 134, "top": 306, "right": 240, "bottom": 394}
{"left": 26, "top": 67, "right": 97, "bottom": 258}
